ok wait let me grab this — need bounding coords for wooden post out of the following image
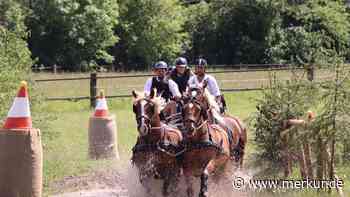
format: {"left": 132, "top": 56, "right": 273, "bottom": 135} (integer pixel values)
{"left": 303, "top": 141, "right": 313, "bottom": 178}
{"left": 316, "top": 137, "right": 325, "bottom": 180}
{"left": 90, "top": 73, "right": 97, "bottom": 108}
{"left": 307, "top": 64, "right": 314, "bottom": 81}
{"left": 344, "top": 139, "right": 350, "bottom": 162}
{"left": 53, "top": 64, "right": 57, "bottom": 74}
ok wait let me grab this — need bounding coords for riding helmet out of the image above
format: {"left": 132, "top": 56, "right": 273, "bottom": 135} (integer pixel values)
{"left": 153, "top": 61, "right": 168, "bottom": 69}
{"left": 195, "top": 58, "right": 207, "bottom": 67}
{"left": 175, "top": 57, "right": 188, "bottom": 67}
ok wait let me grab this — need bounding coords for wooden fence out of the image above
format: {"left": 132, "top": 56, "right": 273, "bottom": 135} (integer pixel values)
{"left": 34, "top": 64, "right": 306, "bottom": 108}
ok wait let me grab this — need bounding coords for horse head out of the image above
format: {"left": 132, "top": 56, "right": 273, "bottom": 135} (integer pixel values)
{"left": 182, "top": 97, "right": 208, "bottom": 137}
{"left": 132, "top": 89, "right": 158, "bottom": 137}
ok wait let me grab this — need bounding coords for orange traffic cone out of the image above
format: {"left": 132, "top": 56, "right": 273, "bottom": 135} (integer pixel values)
{"left": 3, "top": 81, "right": 32, "bottom": 129}
{"left": 94, "top": 90, "right": 109, "bottom": 118}
{"left": 89, "top": 89, "right": 119, "bottom": 159}
{"left": 0, "top": 81, "right": 42, "bottom": 197}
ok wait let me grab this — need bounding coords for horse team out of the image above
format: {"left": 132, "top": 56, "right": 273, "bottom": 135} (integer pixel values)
{"left": 131, "top": 83, "right": 247, "bottom": 197}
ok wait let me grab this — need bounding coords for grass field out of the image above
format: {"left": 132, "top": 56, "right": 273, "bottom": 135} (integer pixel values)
{"left": 30, "top": 70, "right": 349, "bottom": 196}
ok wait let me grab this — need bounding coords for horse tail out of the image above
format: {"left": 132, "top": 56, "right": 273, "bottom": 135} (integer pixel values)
{"left": 225, "top": 115, "right": 247, "bottom": 143}
{"left": 223, "top": 115, "right": 247, "bottom": 167}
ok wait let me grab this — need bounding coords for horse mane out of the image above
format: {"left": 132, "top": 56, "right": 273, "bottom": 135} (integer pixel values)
{"left": 152, "top": 95, "right": 164, "bottom": 115}
{"left": 203, "top": 89, "right": 220, "bottom": 112}
{"left": 202, "top": 88, "right": 225, "bottom": 124}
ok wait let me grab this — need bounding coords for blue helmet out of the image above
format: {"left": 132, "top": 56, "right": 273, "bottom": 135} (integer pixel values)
{"left": 153, "top": 61, "right": 168, "bottom": 69}
{"left": 195, "top": 58, "right": 207, "bottom": 67}
{"left": 175, "top": 57, "right": 187, "bottom": 67}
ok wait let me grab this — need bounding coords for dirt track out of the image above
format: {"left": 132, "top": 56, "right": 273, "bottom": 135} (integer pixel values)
{"left": 50, "top": 168, "right": 128, "bottom": 197}
{"left": 50, "top": 162, "right": 253, "bottom": 197}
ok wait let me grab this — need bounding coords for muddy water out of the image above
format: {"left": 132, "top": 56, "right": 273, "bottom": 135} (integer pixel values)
{"left": 52, "top": 161, "right": 254, "bottom": 197}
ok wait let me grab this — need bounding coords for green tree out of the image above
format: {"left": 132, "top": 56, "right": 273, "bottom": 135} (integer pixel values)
{"left": 114, "top": 0, "right": 188, "bottom": 70}
{"left": 212, "top": 0, "right": 276, "bottom": 64}
{"left": 311, "top": 63, "right": 350, "bottom": 179}
{"left": 185, "top": 0, "right": 276, "bottom": 64}
{"left": 253, "top": 0, "right": 350, "bottom": 182}
{"left": 267, "top": 0, "right": 350, "bottom": 67}
{"left": 28, "top": 0, "right": 119, "bottom": 71}
{"left": 0, "top": 0, "right": 33, "bottom": 120}
{"left": 184, "top": 1, "right": 214, "bottom": 61}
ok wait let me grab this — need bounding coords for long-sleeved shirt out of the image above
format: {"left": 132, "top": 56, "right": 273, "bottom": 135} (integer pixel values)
{"left": 188, "top": 74, "right": 221, "bottom": 97}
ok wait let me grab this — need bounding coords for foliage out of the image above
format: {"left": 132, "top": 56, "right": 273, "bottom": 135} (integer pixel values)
{"left": 311, "top": 64, "right": 350, "bottom": 164}
{"left": 253, "top": 64, "right": 350, "bottom": 177}
{"left": 267, "top": 0, "right": 350, "bottom": 66}
{"left": 253, "top": 72, "right": 318, "bottom": 166}
{"left": 264, "top": 0, "right": 350, "bottom": 170}
{"left": 212, "top": 0, "right": 276, "bottom": 64}
{"left": 185, "top": 0, "right": 276, "bottom": 64}
{"left": 0, "top": 0, "right": 32, "bottom": 120}
{"left": 184, "top": 1, "right": 213, "bottom": 61}
{"left": 28, "top": 0, "right": 119, "bottom": 71}
{"left": 114, "top": 0, "right": 188, "bottom": 70}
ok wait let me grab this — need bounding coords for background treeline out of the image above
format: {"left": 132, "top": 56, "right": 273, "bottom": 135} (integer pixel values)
{"left": 1, "top": 0, "right": 350, "bottom": 71}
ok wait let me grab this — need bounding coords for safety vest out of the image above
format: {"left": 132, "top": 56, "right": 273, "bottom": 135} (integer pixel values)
{"left": 151, "top": 77, "right": 171, "bottom": 101}
{"left": 170, "top": 69, "right": 191, "bottom": 94}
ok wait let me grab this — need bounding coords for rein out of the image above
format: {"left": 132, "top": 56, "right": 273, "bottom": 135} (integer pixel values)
{"left": 192, "top": 120, "right": 208, "bottom": 133}
{"left": 183, "top": 99, "right": 225, "bottom": 153}
{"left": 183, "top": 98, "right": 209, "bottom": 133}
{"left": 134, "top": 124, "right": 185, "bottom": 157}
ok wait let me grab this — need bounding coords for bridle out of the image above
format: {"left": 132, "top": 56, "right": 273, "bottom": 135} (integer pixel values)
{"left": 133, "top": 98, "right": 155, "bottom": 136}
{"left": 183, "top": 98, "right": 208, "bottom": 133}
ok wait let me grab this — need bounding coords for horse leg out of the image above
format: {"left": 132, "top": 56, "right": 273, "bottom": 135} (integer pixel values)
{"left": 139, "top": 175, "right": 152, "bottom": 195}
{"left": 239, "top": 139, "right": 246, "bottom": 169}
{"left": 199, "top": 169, "right": 209, "bottom": 197}
{"left": 139, "top": 167, "right": 153, "bottom": 196}
{"left": 162, "top": 174, "right": 171, "bottom": 197}
{"left": 185, "top": 174, "right": 194, "bottom": 197}
{"left": 168, "top": 168, "right": 180, "bottom": 194}
{"left": 162, "top": 169, "right": 178, "bottom": 197}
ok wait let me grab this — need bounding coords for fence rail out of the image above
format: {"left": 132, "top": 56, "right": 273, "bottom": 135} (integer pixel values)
{"left": 44, "top": 87, "right": 265, "bottom": 101}
{"left": 33, "top": 64, "right": 310, "bottom": 107}
{"left": 35, "top": 65, "right": 300, "bottom": 82}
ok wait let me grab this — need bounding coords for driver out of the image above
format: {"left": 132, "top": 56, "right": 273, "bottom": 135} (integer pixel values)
{"left": 144, "top": 61, "right": 181, "bottom": 101}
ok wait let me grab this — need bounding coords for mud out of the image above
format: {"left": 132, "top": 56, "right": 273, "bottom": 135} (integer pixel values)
{"left": 51, "top": 161, "right": 254, "bottom": 197}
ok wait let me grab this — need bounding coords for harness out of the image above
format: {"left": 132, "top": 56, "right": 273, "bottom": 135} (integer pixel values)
{"left": 180, "top": 123, "right": 223, "bottom": 156}
{"left": 182, "top": 100, "right": 224, "bottom": 153}
{"left": 208, "top": 106, "right": 240, "bottom": 159}
{"left": 132, "top": 125, "right": 186, "bottom": 158}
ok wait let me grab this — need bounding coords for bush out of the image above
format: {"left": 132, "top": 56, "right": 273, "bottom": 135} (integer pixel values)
{"left": 252, "top": 73, "right": 318, "bottom": 168}
{"left": 0, "top": 0, "right": 33, "bottom": 121}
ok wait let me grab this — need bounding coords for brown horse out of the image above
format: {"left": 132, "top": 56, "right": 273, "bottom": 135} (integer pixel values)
{"left": 187, "top": 86, "right": 247, "bottom": 167}
{"left": 131, "top": 90, "right": 184, "bottom": 197}
{"left": 182, "top": 97, "right": 231, "bottom": 197}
